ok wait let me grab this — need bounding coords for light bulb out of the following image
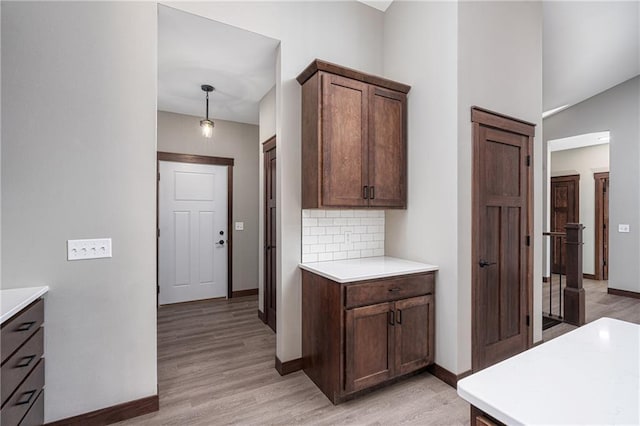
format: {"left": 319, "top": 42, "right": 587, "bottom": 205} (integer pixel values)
{"left": 200, "top": 119, "right": 214, "bottom": 138}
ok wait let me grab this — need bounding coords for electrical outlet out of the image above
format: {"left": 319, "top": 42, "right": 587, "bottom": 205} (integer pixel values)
{"left": 345, "top": 231, "right": 353, "bottom": 244}
{"left": 67, "top": 238, "right": 112, "bottom": 260}
{"left": 618, "top": 224, "right": 630, "bottom": 233}
{"left": 235, "top": 222, "right": 244, "bottom": 231}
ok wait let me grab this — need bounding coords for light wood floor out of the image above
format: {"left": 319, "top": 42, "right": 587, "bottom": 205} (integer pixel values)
{"left": 118, "top": 297, "right": 469, "bottom": 425}
{"left": 120, "top": 280, "right": 639, "bottom": 425}
{"left": 542, "top": 277, "right": 640, "bottom": 341}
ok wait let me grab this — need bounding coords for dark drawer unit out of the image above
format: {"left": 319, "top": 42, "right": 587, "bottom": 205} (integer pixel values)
{"left": 302, "top": 270, "right": 436, "bottom": 404}
{"left": 1, "top": 298, "right": 45, "bottom": 426}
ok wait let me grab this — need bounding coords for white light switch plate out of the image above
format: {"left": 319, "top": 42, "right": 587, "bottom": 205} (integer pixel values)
{"left": 618, "top": 224, "right": 630, "bottom": 233}
{"left": 67, "top": 238, "right": 112, "bottom": 260}
{"left": 235, "top": 222, "right": 244, "bottom": 231}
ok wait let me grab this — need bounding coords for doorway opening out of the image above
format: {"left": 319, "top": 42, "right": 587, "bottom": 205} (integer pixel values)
{"left": 544, "top": 131, "right": 610, "bottom": 328}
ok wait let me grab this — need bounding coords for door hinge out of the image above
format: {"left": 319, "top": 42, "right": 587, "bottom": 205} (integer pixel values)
{"left": 603, "top": 260, "right": 607, "bottom": 266}
{"left": 526, "top": 315, "right": 530, "bottom": 327}
{"left": 157, "top": 285, "right": 160, "bottom": 295}
{"left": 526, "top": 235, "right": 531, "bottom": 246}
{"left": 157, "top": 172, "right": 160, "bottom": 181}
{"left": 526, "top": 155, "right": 531, "bottom": 166}
{"left": 157, "top": 229, "right": 160, "bottom": 238}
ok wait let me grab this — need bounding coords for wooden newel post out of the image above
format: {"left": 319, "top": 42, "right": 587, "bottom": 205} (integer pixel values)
{"left": 564, "top": 223, "right": 585, "bottom": 326}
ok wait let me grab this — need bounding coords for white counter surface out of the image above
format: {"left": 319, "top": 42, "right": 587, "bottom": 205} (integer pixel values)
{"left": 457, "top": 317, "right": 639, "bottom": 425}
{"left": 299, "top": 256, "right": 438, "bottom": 283}
{"left": 0, "top": 286, "right": 49, "bottom": 325}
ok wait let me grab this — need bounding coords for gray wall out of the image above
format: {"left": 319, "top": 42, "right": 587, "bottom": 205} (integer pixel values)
{"left": 157, "top": 111, "right": 259, "bottom": 292}
{"left": 1, "top": 2, "right": 157, "bottom": 422}
{"left": 550, "top": 143, "right": 610, "bottom": 275}
{"left": 384, "top": 0, "right": 543, "bottom": 374}
{"left": 544, "top": 76, "right": 640, "bottom": 293}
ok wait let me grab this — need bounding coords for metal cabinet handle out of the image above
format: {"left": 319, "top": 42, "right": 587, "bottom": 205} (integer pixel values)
{"left": 16, "top": 355, "right": 37, "bottom": 368}
{"left": 370, "top": 186, "right": 375, "bottom": 200}
{"left": 479, "top": 260, "right": 497, "bottom": 268}
{"left": 16, "top": 389, "right": 37, "bottom": 406}
{"left": 396, "top": 309, "right": 402, "bottom": 324}
{"left": 16, "top": 321, "right": 36, "bottom": 332}
{"left": 388, "top": 287, "right": 401, "bottom": 292}
{"left": 388, "top": 310, "right": 395, "bottom": 326}
{"left": 363, "top": 185, "right": 369, "bottom": 200}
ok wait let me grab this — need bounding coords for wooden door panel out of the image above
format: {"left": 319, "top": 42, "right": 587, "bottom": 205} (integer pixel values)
{"left": 264, "top": 141, "right": 277, "bottom": 332}
{"left": 551, "top": 175, "right": 579, "bottom": 274}
{"left": 473, "top": 110, "right": 532, "bottom": 372}
{"left": 322, "top": 74, "right": 368, "bottom": 207}
{"left": 395, "top": 295, "right": 433, "bottom": 375}
{"left": 368, "top": 87, "right": 406, "bottom": 208}
{"left": 345, "top": 302, "right": 393, "bottom": 392}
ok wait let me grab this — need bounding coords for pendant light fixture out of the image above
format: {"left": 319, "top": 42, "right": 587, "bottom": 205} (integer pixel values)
{"left": 200, "top": 84, "right": 215, "bottom": 138}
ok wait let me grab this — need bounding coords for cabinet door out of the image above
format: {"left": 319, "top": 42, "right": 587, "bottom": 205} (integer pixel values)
{"left": 394, "top": 295, "right": 434, "bottom": 376}
{"left": 321, "top": 74, "right": 369, "bottom": 207}
{"left": 345, "top": 302, "right": 394, "bottom": 392}
{"left": 368, "top": 86, "right": 406, "bottom": 208}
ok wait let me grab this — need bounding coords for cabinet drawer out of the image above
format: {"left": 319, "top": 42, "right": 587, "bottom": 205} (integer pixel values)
{"left": 17, "top": 388, "right": 44, "bottom": 426}
{"left": 1, "top": 358, "right": 44, "bottom": 426}
{"left": 1, "top": 299, "right": 44, "bottom": 364}
{"left": 1, "top": 327, "right": 44, "bottom": 406}
{"left": 345, "top": 273, "right": 434, "bottom": 308}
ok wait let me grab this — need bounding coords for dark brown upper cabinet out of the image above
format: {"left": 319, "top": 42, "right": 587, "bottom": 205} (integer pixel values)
{"left": 298, "top": 60, "right": 410, "bottom": 209}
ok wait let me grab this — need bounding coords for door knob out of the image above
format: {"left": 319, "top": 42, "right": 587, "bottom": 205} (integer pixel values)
{"left": 479, "top": 260, "right": 497, "bottom": 268}
{"left": 218, "top": 240, "right": 225, "bottom": 245}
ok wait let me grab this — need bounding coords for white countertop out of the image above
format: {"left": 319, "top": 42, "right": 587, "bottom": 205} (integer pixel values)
{"left": 299, "top": 256, "right": 438, "bottom": 283}
{"left": 457, "top": 317, "right": 640, "bottom": 425}
{"left": 0, "top": 286, "right": 49, "bottom": 325}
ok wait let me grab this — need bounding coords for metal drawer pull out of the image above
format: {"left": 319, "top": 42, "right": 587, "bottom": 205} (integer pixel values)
{"left": 396, "top": 309, "right": 402, "bottom": 324}
{"left": 16, "top": 355, "right": 37, "bottom": 368}
{"left": 16, "top": 321, "right": 36, "bottom": 332}
{"left": 388, "top": 287, "right": 401, "bottom": 292}
{"left": 388, "top": 310, "right": 395, "bottom": 326}
{"left": 16, "top": 389, "right": 37, "bottom": 406}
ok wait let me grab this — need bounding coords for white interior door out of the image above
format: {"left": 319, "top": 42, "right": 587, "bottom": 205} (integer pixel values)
{"left": 159, "top": 160, "right": 228, "bottom": 305}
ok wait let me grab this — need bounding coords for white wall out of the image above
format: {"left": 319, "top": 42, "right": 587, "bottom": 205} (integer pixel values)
{"left": 457, "top": 0, "right": 544, "bottom": 350}
{"left": 383, "top": 0, "right": 460, "bottom": 374}
{"left": 384, "top": 0, "right": 543, "bottom": 374}
{"left": 157, "top": 111, "right": 260, "bottom": 292}
{"left": 167, "top": 1, "right": 384, "bottom": 362}
{"left": 258, "top": 85, "right": 276, "bottom": 314}
{"left": 1, "top": 2, "right": 157, "bottom": 422}
{"left": 544, "top": 76, "right": 640, "bottom": 293}
{"left": 550, "top": 143, "right": 610, "bottom": 275}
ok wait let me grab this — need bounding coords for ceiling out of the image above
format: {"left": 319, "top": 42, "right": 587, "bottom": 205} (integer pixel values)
{"left": 158, "top": 5, "right": 279, "bottom": 125}
{"left": 159, "top": 2, "right": 639, "bottom": 124}
{"left": 548, "top": 131, "right": 610, "bottom": 152}
{"left": 543, "top": 1, "right": 639, "bottom": 113}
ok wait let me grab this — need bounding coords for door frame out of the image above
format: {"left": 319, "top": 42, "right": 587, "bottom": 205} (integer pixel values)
{"left": 471, "top": 106, "right": 534, "bottom": 371}
{"left": 156, "top": 151, "right": 235, "bottom": 301}
{"left": 262, "top": 135, "right": 276, "bottom": 327}
{"left": 594, "top": 171, "right": 609, "bottom": 280}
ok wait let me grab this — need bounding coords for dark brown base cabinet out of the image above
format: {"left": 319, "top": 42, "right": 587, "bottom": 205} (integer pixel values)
{"left": 1, "top": 298, "right": 45, "bottom": 426}
{"left": 302, "top": 270, "right": 435, "bottom": 404}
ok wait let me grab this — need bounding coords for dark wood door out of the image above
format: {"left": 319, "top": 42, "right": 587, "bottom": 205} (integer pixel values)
{"left": 345, "top": 302, "right": 394, "bottom": 392}
{"left": 595, "top": 172, "right": 609, "bottom": 280}
{"left": 264, "top": 138, "right": 276, "bottom": 332}
{"left": 394, "top": 295, "right": 433, "bottom": 375}
{"left": 368, "top": 86, "right": 406, "bottom": 208}
{"left": 321, "top": 74, "right": 368, "bottom": 207}
{"left": 472, "top": 108, "right": 533, "bottom": 372}
{"left": 550, "top": 175, "right": 579, "bottom": 274}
